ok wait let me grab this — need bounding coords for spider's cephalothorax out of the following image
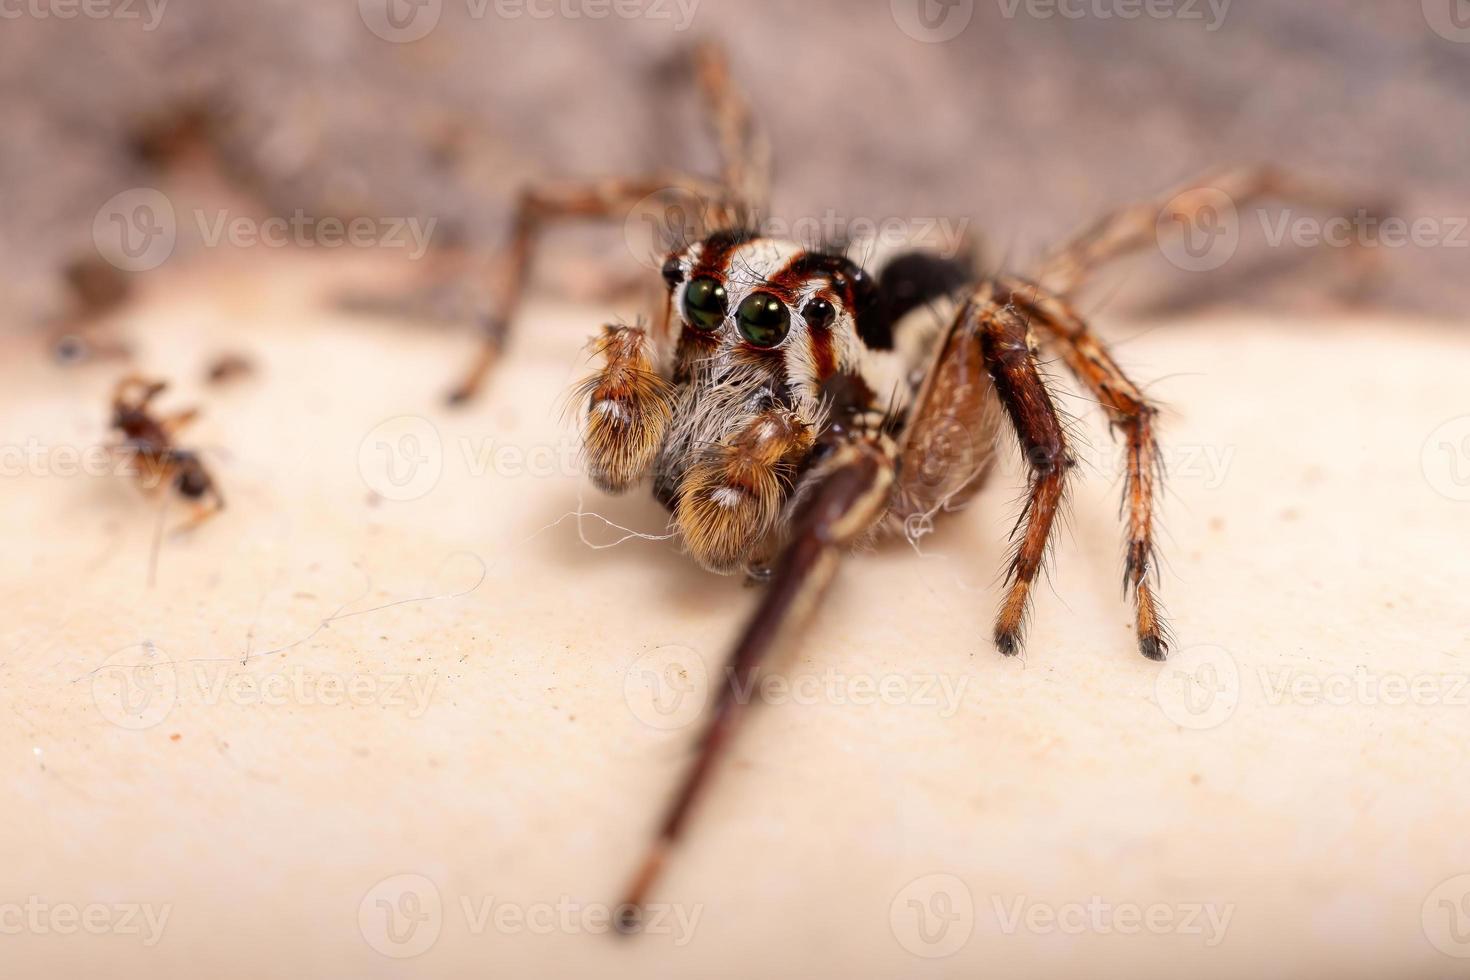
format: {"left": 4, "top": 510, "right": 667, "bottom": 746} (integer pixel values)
{"left": 441, "top": 42, "right": 1380, "bottom": 927}
{"left": 639, "top": 232, "right": 961, "bottom": 571}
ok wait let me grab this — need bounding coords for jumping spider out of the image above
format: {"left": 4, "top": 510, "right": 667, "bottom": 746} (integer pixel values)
{"left": 444, "top": 43, "right": 1374, "bottom": 926}
{"left": 110, "top": 375, "right": 225, "bottom": 531}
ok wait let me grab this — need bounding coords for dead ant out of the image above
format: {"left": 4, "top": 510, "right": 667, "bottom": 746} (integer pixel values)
{"left": 441, "top": 43, "right": 1380, "bottom": 929}
{"left": 110, "top": 375, "right": 224, "bottom": 532}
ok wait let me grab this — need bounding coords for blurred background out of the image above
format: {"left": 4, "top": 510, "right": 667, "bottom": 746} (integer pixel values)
{"left": 3, "top": 0, "right": 1468, "bottom": 343}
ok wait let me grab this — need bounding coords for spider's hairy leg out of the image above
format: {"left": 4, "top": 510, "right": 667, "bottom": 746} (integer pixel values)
{"left": 617, "top": 434, "right": 897, "bottom": 931}
{"left": 1037, "top": 164, "right": 1388, "bottom": 296}
{"left": 963, "top": 291, "right": 1074, "bottom": 657}
{"left": 445, "top": 172, "right": 731, "bottom": 407}
{"left": 1006, "top": 281, "right": 1169, "bottom": 660}
{"left": 690, "top": 40, "right": 771, "bottom": 218}
{"left": 577, "top": 324, "right": 674, "bottom": 493}
{"left": 674, "top": 406, "right": 814, "bottom": 573}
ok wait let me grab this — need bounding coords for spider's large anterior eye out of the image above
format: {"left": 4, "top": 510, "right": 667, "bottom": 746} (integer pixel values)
{"left": 683, "top": 276, "right": 727, "bottom": 332}
{"left": 736, "top": 291, "right": 790, "bottom": 348}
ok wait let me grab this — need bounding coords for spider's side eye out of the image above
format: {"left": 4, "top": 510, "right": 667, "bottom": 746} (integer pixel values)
{"left": 683, "top": 276, "right": 727, "bottom": 332}
{"left": 661, "top": 256, "right": 684, "bottom": 290}
{"left": 736, "top": 292, "right": 791, "bottom": 348}
{"left": 802, "top": 298, "right": 835, "bottom": 331}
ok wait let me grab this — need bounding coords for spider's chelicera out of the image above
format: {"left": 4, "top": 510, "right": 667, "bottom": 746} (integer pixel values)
{"left": 442, "top": 42, "right": 1374, "bottom": 929}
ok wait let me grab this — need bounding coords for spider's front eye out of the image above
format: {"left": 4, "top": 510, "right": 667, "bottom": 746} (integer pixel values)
{"left": 683, "top": 276, "right": 727, "bottom": 332}
{"left": 661, "top": 256, "right": 684, "bottom": 290}
{"left": 736, "top": 292, "right": 791, "bottom": 348}
{"left": 802, "top": 298, "right": 835, "bottom": 331}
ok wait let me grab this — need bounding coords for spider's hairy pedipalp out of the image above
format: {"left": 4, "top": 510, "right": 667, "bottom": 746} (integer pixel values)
{"left": 577, "top": 323, "right": 675, "bottom": 494}
{"left": 673, "top": 403, "right": 815, "bottom": 573}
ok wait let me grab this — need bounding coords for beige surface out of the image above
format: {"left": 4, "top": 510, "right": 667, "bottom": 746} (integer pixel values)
{"left": 2, "top": 254, "right": 1469, "bottom": 979}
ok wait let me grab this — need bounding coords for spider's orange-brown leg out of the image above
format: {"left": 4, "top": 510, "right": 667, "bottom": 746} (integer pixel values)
{"left": 691, "top": 40, "right": 771, "bottom": 218}
{"left": 1003, "top": 279, "right": 1170, "bottom": 660}
{"left": 1036, "top": 164, "right": 1385, "bottom": 297}
{"left": 957, "top": 291, "right": 1076, "bottom": 657}
{"left": 616, "top": 434, "right": 896, "bottom": 930}
{"left": 448, "top": 42, "right": 765, "bottom": 406}
{"left": 445, "top": 173, "right": 734, "bottom": 406}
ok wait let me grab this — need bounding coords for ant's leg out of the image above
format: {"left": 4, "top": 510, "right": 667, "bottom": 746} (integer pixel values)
{"left": 113, "top": 375, "right": 168, "bottom": 409}
{"left": 446, "top": 173, "right": 732, "bottom": 406}
{"left": 1036, "top": 164, "right": 1386, "bottom": 296}
{"left": 159, "top": 407, "right": 200, "bottom": 437}
{"left": 169, "top": 497, "right": 223, "bottom": 536}
{"left": 616, "top": 433, "right": 897, "bottom": 929}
